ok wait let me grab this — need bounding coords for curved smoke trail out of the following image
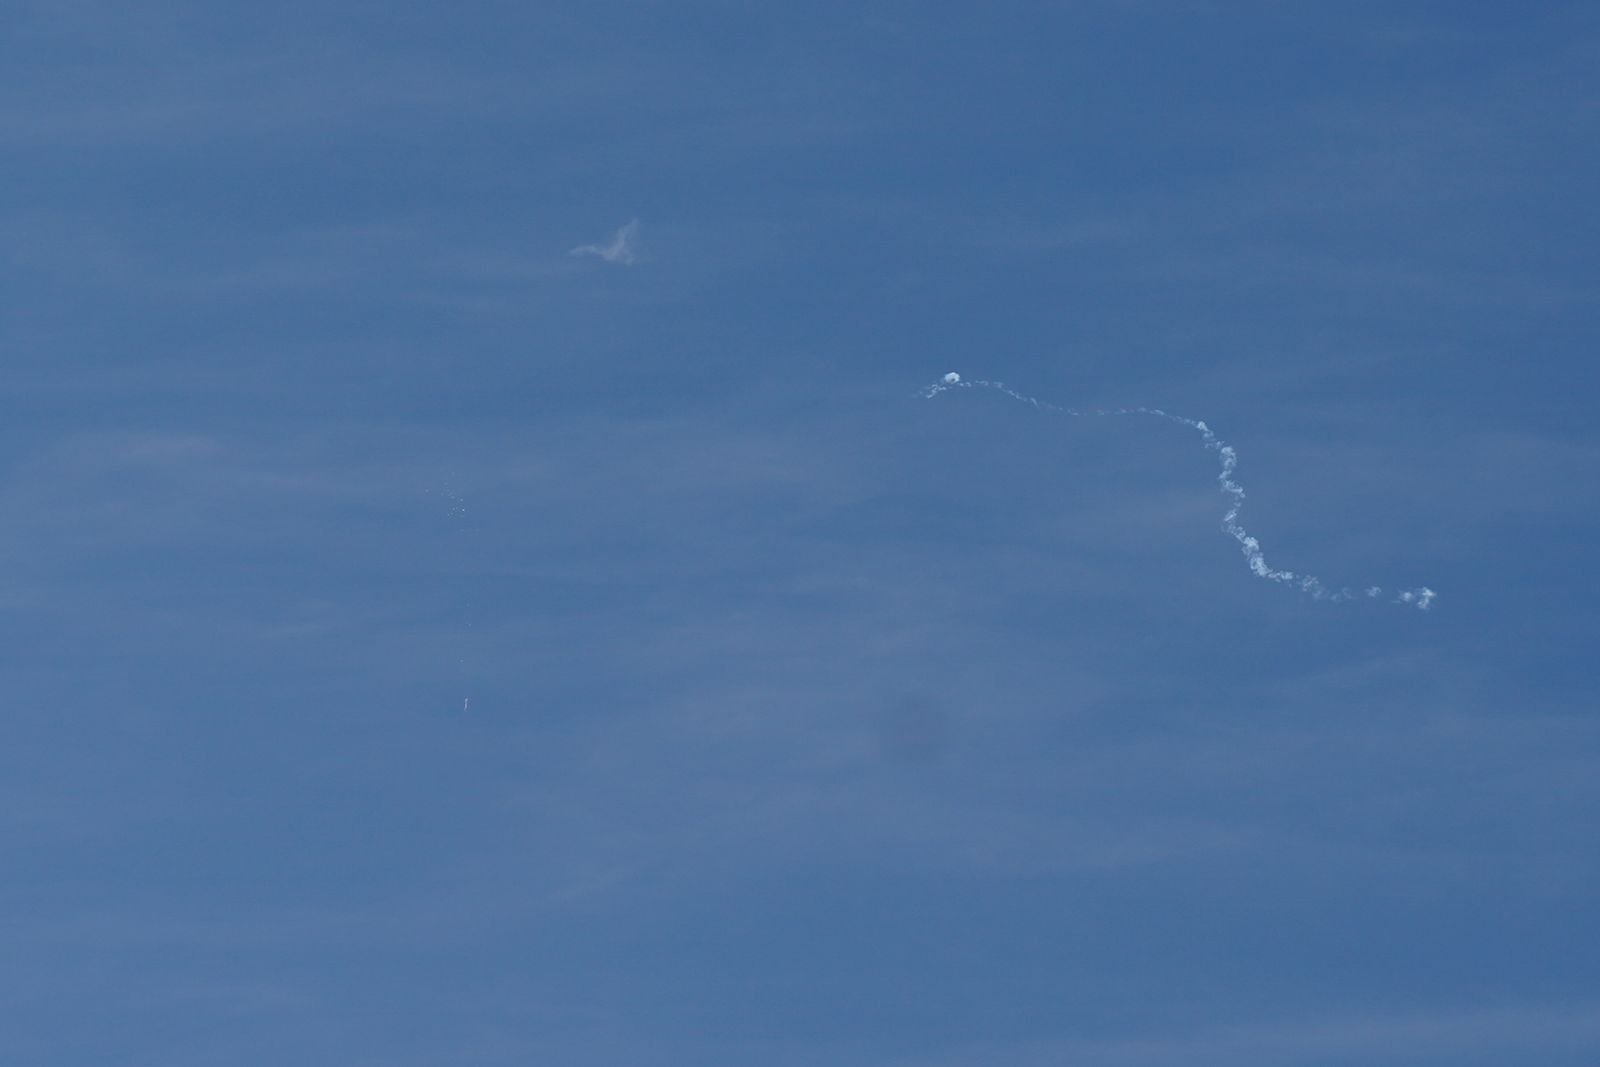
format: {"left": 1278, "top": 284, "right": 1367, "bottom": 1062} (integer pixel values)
{"left": 922, "top": 373, "right": 1436, "bottom": 610}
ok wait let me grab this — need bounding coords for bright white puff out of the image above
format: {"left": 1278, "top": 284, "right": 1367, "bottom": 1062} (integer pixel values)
{"left": 943, "top": 372, "right": 961, "bottom": 384}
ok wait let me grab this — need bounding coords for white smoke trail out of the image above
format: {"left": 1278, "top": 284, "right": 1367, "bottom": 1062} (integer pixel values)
{"left": 571, "top": 219, "right": 640, "bottom": 265}
{"left": 922, "top": 374, "right": 1436, "bottom": 610}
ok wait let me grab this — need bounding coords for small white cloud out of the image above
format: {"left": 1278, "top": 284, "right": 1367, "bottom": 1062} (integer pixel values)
{"left": 570, "top": 219, "right": 640, "bottom": 266}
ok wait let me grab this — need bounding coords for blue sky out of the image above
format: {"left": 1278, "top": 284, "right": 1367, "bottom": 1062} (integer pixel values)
{"left": 4, "top": 2, "right": 1598, "bottom": 1064}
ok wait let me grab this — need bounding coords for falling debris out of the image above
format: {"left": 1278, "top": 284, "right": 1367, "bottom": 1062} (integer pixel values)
{"left": 921, "top": 374, "right": 1436, "bottom": 610}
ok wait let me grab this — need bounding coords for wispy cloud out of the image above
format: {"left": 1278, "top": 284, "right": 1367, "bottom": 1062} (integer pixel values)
{"left": 570, "top": 219, "right": 640, "bottom": 265}
{"left": 909, "top": 999, "right": 1600, "bottom": 1067}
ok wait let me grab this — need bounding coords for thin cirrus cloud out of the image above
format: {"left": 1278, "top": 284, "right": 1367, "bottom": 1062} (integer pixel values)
{"left": 569, "top": 219, "right": 640, "bottom": 265}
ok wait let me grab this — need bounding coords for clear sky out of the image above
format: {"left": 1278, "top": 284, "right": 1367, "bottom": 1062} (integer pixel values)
{"left": 4, "top": 3, "right": 1598, "bottom": 1064}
